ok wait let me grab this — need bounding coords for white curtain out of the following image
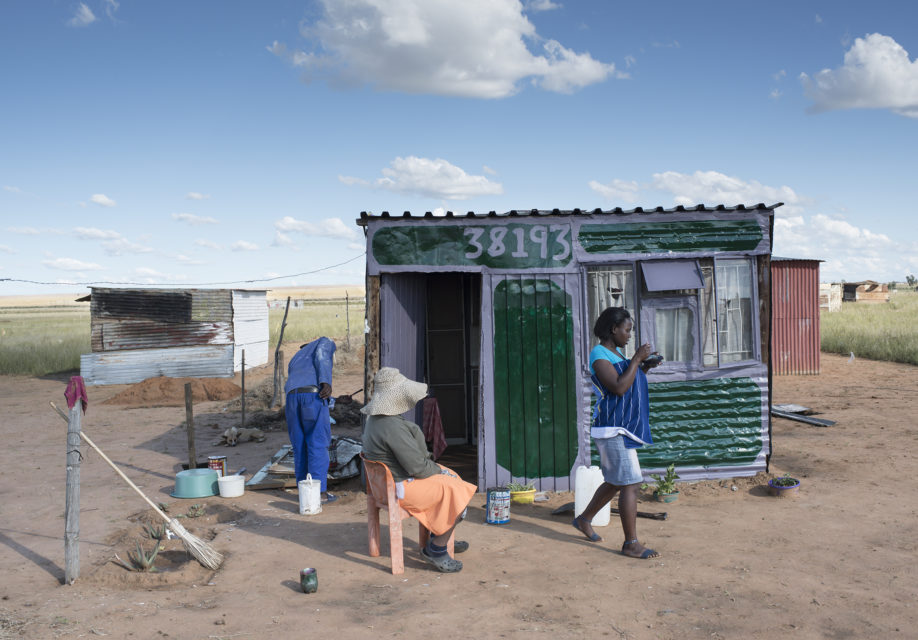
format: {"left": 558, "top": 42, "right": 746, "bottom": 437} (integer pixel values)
{"left": 587, "top": 267, "right": 635, "bottom": 357}
{"left": 654, "top": 307, "right": 695, "bottom": 362}
{"left": 716, "top": 259, "right": 754, "bottom": 363}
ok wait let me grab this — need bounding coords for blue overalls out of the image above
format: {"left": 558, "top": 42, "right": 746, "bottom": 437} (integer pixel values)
{"left": 284, "top": 337, "right": 336, "bottom": 491}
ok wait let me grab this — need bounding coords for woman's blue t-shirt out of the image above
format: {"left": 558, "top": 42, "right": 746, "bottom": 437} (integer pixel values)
{"left": 589, "top": 344, "right": 652, "bottom": 449}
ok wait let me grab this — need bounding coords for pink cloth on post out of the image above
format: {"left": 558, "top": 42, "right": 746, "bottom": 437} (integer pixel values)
{"left": 421, "top": 397, "right": 448, "bottom": 460}
{"left": 65, "top": 376, "right": 88, "bottom": 413}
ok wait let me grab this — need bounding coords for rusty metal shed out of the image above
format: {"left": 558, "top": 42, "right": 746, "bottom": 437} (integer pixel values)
{"left": 358, "top": 203, "right": 781, "bottom": 490}
{"left": 771, "top": 257, "right": 821, "bottom": 375}
{"left": 79, "top": 287, "right": 268, "bottom": 385}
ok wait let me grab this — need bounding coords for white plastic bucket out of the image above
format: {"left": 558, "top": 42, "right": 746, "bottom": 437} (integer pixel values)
{"left": 298, "top": 474, "right": 322, "bottom": 515}
{"left": 217, "top": 474, "right": 245, "bottom": 498}
{"left": 574, "top": 465, "right": 611, "bottom": 527}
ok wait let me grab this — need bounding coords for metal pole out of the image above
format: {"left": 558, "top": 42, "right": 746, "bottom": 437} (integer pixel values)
{"left": 241, "top": 348, "right": 246, "bottom": 428}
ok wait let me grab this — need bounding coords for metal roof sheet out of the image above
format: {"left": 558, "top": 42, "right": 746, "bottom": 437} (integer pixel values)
{"left": 356, "top": 202, "right": 783, "bottom": 226}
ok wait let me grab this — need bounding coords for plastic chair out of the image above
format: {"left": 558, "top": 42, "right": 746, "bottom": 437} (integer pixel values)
{"left": 360, "top": 453, "right": 453, "bottom": 574}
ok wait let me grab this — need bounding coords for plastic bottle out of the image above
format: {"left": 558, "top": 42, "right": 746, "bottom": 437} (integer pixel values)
{"left": 574, "top": 465, "right": 611, "bottom": 526}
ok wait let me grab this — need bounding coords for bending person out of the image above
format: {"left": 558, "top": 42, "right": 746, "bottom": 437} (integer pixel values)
{"left": 285, "top": 337, "right": 337, "bottom": 503}
{"left": 361, "top": 367, "right": 476, "bottom": 573}
{"left": 573, "top": 307, "right": 662, "bottom": 559}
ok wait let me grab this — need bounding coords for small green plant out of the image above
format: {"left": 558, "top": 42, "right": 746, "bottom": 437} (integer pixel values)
{"left": 771, "top": 474, "right": 799, "bottom": 487}
{"left": 643, "top": 463, "right": 680, "bottom": 495}
{"left": 143, "top": 523, "right": 167, "bottom": 541}
{"left": 115, "top": 540, "right": 162, "bottom": 572}
{"left": 158, "top": 502, "right": 170, "bottom": 513}
{"left": 506, "top": 481, "right": 535, "bottom": 492}
{"left": 186, "top": 503, "right": 206, "bottom": 518}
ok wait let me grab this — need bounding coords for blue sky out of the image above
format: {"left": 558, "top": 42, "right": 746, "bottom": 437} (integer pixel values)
{"left": 2, "top": 0, "right": 917, "bottom": 296}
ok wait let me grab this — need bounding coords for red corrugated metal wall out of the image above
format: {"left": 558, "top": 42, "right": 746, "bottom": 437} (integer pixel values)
{"left": 771, "top": 260, "right": 821, "bottom": 375}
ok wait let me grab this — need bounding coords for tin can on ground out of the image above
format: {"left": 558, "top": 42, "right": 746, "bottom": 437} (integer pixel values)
{"left": 208, "top": 455, "right": 227, "bottom": 477}
{"left": 300, "top": 567, "right": 318, "bottom": 593}
{"left": 486, "top": 486, "right": 510, "bottom": 524}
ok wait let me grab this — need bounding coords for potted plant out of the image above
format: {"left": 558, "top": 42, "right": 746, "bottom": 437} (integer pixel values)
{"left": 643, "top": 463, "right": 680, "bottom": 503}
{"left": 507, "top": 481, "right": 536, "bottom": 504}
{"left": 768, "top": 474, "right": 801, "bottom": 497}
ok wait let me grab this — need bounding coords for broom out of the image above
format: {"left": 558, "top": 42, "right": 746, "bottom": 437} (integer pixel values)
{"left": 51, "top": 402, "right": 224, "bottom": 570}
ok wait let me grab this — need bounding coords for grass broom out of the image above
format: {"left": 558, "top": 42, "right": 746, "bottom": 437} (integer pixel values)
{"left": 51, "top": 401, "right": 224, "bottom": 570}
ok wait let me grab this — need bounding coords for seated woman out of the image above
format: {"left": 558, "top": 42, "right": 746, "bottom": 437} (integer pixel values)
{"left": 361, "top": 367, "right": 476, "bottom": 573}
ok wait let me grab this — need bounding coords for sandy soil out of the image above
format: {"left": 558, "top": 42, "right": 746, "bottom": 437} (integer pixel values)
{"left": 1, "top": 350, "right": 917, "bottom": 640}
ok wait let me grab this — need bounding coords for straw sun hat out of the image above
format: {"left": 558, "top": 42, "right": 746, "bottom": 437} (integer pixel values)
{"left": 360, "top": 367, "right": 428, "bottom": 416}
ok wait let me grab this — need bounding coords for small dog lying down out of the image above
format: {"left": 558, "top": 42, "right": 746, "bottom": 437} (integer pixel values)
{"left": 215, "top": 426, "right": 266, "bottom": 446}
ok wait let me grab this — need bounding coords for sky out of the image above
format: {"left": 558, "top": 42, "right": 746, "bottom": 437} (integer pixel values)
{"left": 2, "top": 0, "right": 917, "bottom": 297}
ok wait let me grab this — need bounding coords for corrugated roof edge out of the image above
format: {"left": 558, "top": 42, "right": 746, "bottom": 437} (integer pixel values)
{"left": 771, "top": 256, "right": 824, "bottom": 262}
{"left": 356, "top": 202, "right": 783, "bottom": 226}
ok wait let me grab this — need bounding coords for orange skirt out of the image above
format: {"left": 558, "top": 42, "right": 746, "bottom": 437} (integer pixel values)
{"left": 400, "top": 465, "right": 476, "bottom": 536}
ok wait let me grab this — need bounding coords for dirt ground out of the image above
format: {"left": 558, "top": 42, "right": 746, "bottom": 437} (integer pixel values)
{"left": 1, "top": 348, "right": 917, "bottom": 640}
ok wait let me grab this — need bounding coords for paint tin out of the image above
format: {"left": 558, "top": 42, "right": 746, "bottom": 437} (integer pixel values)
{"left": 485, "top": 486, "right": 510, "bottom": 525}
{"left": 207, "top": 455, "right": 227, "bottom": 477}
{"left": 300, "top": 567, "right": 318, "bottom": 593}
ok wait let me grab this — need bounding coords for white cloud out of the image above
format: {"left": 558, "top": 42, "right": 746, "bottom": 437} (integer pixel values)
{"left": 90, "top": 193, "right": 116, "bottom": 207}
{"left": 172, "top": 212, "right": 218, "bottom": 225}
{"left": 651, "top": 170, "right": 803, "bottom": 213}
{"left": 174, "top": 254, "right": 206, "bottom": 265}
{"left": 482, "top": 165, "right": 498, "bottom": 176}
{"left": 0, "top": 245, "right": 15, "bottom": 254}
{"left": 271, "top": 231, "right": 299, "bottom": 249}
{"left": 525, "top": 0, "right": 561, "bottom": 11}
{"left": 43, "top": 257, "right": 103, "bottom": 271}
{"left": 275, "top": 216, "right": 358, "bottom": 240}
{"left": 271, "top": 0, "right": 619, "bottom": 98}
{"left": 773, "top": 69, "right": 786, "bottom": 81}
{"left": 589, "top": 178, "right": 640, "bottom": 204}
{"left": 104, "top": 0, "right": 119, "bottom": 20}
{"left": 6, "top": 226, "right": 41, "bottom": 235}
{"left": 341, "top": 156, "right": 503, "bottom": 200}
{"left": 73, "top": 227, "right": 152, "bottom": 255}
{"left": 801, "top": 33, "right": 918, "bottom": 118}
{"left": 75, "top": 227, "right": 121, "bottom": 240}
{"left": 185, "top": 191, "right": 211, "bottom": 200}
{"left": 3, "top": 185, "right": 23, "bottom": 194}
{"left": 195, "top": 239, "right": 222, "bottom": 250}
{"left": 68, "top": 3, "right": 96, "bottom": 27}
{"left": 347, "top": 241, "right": 364, "bottom": 251}
{"left": 132, "top": 267, "right": 188, "bottom": 283}
{"left": 231, "top": 240, "right": 260, "bottom": 251}
{"left": 624, "top": 55, "right": 636, "bottom": 69}
{"left": 770, "top": 89, "right": 782, "bottom": 100}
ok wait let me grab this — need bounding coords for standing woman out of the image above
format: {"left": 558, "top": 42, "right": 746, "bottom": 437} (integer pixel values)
{"left": 572, "top": 307, "right": 662, "bottom": 559}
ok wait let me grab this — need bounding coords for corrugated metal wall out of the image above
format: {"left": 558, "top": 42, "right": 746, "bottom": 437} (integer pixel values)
{"left": 379, "top": 273, "right": 427, "bottom": 425}
{"left": 231, "top": 290, "right": 269, "bottom": 371}
{"left": 771, "top": 260, "right": 820, "bottom": 375}
{"left": 489, "top": 274, "right": 579, "bottom": 490}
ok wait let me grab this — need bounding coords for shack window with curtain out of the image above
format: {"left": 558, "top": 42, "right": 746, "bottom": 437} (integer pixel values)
{"left": 715, "top": 258, "right": 756, "bottom": 363}
{"left": 637, "top": 260, "right": 705, "bottom": 369}
{"left": 586, "top": 266, "right": 636, "bottom": 358}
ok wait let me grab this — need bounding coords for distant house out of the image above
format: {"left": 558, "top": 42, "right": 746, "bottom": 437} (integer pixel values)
{"left": 842, "top": 281, "right": 889, "bottom": 304}
{"left": 79, "top": 287, "right": 268, "bottom": 385}
{"left": 819, "top": 283, "right": 842, "bottom": 312}
{"left": 771, "top": 257, "right": 821, "bottom": 375}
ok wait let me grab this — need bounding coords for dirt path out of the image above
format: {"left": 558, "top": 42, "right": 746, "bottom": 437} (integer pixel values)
{"left": 1, "top": 351, "right": 916, "bottom": 639}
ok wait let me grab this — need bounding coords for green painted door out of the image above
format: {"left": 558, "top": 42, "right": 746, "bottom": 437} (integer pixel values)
{"left": 493, "top": 277, "right": 578, "bottom": 479}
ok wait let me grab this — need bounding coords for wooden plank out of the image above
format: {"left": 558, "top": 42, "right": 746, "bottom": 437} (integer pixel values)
{"left": 365, "top": 275, "right": 381, "bottom": 403}
{"left": 246, "top": 445, "right": 298, "bottom": 490}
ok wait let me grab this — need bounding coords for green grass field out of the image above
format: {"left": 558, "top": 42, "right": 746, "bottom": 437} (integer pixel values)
{"left": 820, "top": 289, "right": 918, "bottom": 366}
{"left": 0, "top": 299, "right": 366, "bottom": 377}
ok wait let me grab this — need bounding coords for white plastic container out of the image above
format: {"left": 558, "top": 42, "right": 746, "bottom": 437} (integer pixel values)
{"left": 297, "top": 474, "right": 322, "bottom": 515}
{"left": 217, "top": 474, "right": 245, "bottom": 498}
{"left": 574, "top": 465, "right": 611, "bottom": 526}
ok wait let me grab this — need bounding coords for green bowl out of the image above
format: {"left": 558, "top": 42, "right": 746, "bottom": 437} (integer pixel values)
{"left": 171, "top": 468, "right": 219, "bottom": 498}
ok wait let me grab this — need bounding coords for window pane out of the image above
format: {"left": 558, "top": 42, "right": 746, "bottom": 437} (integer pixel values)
{"left": 654, "top": 307, "right": 695, "bottom": 362}
{"left": 716, "top": 258, "right": 754, "bottom": 363}
{"left": 700, "top": 262, "right": 717, "bottom": 366}
{"left": 587, "top": 266, "right": 635, "bottom": 357}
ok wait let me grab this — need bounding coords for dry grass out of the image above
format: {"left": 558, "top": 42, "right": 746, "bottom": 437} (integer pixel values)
{"left": 821, "top": 289, "right": 918, "bottom": 365}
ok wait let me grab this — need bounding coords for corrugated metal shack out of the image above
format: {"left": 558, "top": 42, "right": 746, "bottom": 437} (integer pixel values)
{"left": 358, "top": 203, "right": 780, "bottom": 490}
{"left": 842, "top": 281, "right": 889, "bottom": 304}
{"left": 80, "top": 287, "right": 268, "bottom": 385}
{"left": 771, "top": 257, "right": 821, "bottom": 375}
{"left": 819, "top": 283, "right": 842, "bottom": 312}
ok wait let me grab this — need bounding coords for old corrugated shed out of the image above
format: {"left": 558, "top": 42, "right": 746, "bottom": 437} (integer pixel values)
{"left": 80, "top": 288, "right": 268, "bottom": 385}
{"left": 819, "top": 283, "right": 842, "bottom": 312}
{"left": 771, "top": 257, "right": 821, "bottom": 375}
{"left": 358, "top": 204, "right": 780, "bottom": 490}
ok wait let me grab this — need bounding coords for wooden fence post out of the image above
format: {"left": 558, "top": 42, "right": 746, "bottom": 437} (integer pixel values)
{"left": 184, "top": 383, "right": 196, "bottom": 469}
{"left": 241, "top": 348, "right": 246, "bottom": 428}
{"left": 64, "top": 404, "right": 81, "bottom": 584}
{"left": 270, "top": 296, "right": 292, "bottom": 408}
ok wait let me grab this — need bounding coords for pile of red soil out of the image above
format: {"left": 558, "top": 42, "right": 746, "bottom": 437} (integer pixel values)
{"left": 102, "top": 376, "right": 242, "bottom": 407}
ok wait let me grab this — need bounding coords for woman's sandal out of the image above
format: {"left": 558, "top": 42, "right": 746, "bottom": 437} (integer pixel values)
{"left": 571, "top": 516, "right": 602, "bottom": 542}
{"left": 622, "top": 539, "right": 659, "bottom": 559}
{"left": 453, "top": 540, "right": 469, "bottom": 553}
{"left": 420, "top": 547, "right": 463, "bottom": 573}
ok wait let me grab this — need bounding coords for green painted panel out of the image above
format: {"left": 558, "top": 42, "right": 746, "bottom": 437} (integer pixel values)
{"left": 373, "top": 224, "right": 573, "bottom": 268}
{"left": 589, "top": 377, "right": 764, "bottom": 469}
{"left": 578, "top": 219, "right": 763, "bottom": 254}
{"left": 494, "top": 278, "right": 577, "bottom": 478}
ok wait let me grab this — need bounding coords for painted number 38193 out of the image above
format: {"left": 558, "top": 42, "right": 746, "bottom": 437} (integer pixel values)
{"left": 463, "top": 225, "right": 571, "bottom": 262}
